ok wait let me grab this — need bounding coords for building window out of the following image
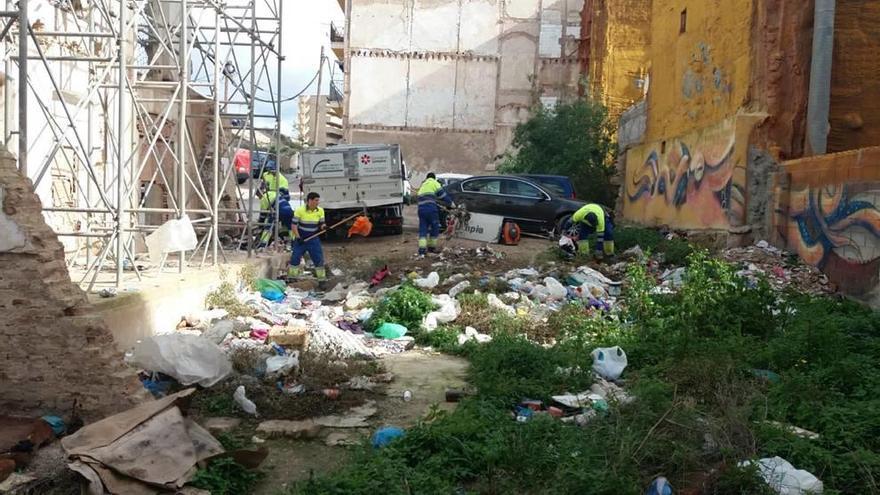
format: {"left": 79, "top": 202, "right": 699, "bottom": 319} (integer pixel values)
{"left": 680, "top": 9, "right": 687, "bottom": 34}
{"left": 661, "top": 141, "right": 667, "bottom": 154}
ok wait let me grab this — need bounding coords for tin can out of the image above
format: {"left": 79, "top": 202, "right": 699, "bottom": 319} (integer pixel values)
{"left": 445, "top": 389, "right": 464, "bottom": 402}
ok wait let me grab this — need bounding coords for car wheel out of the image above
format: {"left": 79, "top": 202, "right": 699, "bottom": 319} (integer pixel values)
{"left": 554, "top": 214, "right": 572, "bottom": 239}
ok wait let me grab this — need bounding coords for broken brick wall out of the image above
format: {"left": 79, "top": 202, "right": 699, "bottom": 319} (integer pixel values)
{"left": 0, "top": 146, "right": 145, "bottom": 421}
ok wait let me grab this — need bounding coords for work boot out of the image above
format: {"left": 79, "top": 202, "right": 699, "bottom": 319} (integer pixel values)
{"left": 427, "top": 247, "right": 438, "bottom": 254}
{"left": 315, "top": 267, "right": 327, "bottom": 281}
{"left": 603, "top": 240, "right": 615, "bottom": 257}
{"left": 287, "top": 266, "right": 301, "bottom": 279}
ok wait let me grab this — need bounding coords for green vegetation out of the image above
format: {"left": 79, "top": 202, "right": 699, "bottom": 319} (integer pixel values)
{"left": 364, "top": 284, "right": 437, "bottom": 334}
{"left": 205, "top": 266, "right": 258, "bottom": 317}
{"left": 499, "top": 98, "right": 616, "bottom": 207}
{"left": 190, "top": 457, "right": 263, "bottom": 495}
{"left": 295, "top": 250, "right": 880, "bottom": 494}
{"left": 615, "top": 225, "right": 694, "bottom": 265}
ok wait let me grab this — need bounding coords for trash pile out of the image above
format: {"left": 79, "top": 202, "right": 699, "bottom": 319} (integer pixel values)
{"left": 0, "top": 414, "right": 65, "bottom": 487}
{"left": 722, "top": 240, "right": 835, "bottom": 295}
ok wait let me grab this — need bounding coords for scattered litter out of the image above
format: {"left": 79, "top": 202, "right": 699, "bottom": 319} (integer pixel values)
{"left": 591, "top": 346, "right": 628, "bottom": 381}
{"left": 202, "top": 320, "right": 236, "bottom": 344}
{"left": 130, "top": 334, "right": 232, "bottom": 387}
{"left": 414, "top": 271, "right": 440, "bottom": 289}
{"left": 622, "top": 245, "right": 646, "bottom": 260}
{"left": 370, "top": 265, "right": 391, "bottom": 286}
{"left": 234, "top": 386, "right": 258, "bottom": 416}
{"left": 331, "top": 268, "right": 343, "bottom": 277}
{"left": 487, "top": 293, "right": 516, "bottom": 316}
{"left": 763, "top": 421, "right": 820, "bottom": 440}
{"left": 402, "top": 390, "right": 412, "bottom": 402}
{"left": 646, "top": 476, "right": 673, "bottom": 495}
{"left": 98, "top": 288, "right": 117, "bottom": 298}
{"left": 265, "top": 353, "right": 299, "bottom": 376}
{"left": 308, "top": 318, "right": 375, "bottom": 358}
{"left": 543, "top": 277, "right": 568, "bottom": 301}
{"left": 423, "top": 294, "right": 461, "bottom": 331}
{"left": 372, "top": 426, "right": 405, "bottom": 448}
{"left": 739, "top": 456, "right": 823, "bottom": 494}
{"left": 375, "top": 322, "right": 408, "bottom": 339}
{"left": 660, "top": 267, "right": 686, "bottom": 288}
{"left": 457, "top": 326, "right": 492, "bottom": 345}
{"left": 448, "top": 280, "right": 471, "bottom": 298}
{"left": 145, "top": 215, "right": 198, "bottom": 262}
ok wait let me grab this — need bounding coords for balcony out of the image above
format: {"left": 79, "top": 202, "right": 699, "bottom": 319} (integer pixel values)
{"left": 330, "top": 22, "right": 345, "bottom": 59}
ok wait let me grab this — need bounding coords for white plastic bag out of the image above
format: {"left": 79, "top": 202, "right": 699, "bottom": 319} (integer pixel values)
{"left": 414, "top": 271, "right": 440, "bottom": 289}
{"left": 144, "top": 215, "right": 198, "bottom": 263}
{"left": 266, "top": 352, "right": 300, "bottom": 375}
{"left": 591, "top": 346, "right": 628, "bottom": 380}
{"left": 201, "top": 320, "right": 235, "bottom": 345}
{"left": 448, "top": 281, "right": 471, "bottom": 298}
{"left": 132, "top": 334, "right": 232, "bottom": 387}
{"left": 544, "top": 277, "right": 568, "bottom": 301}
{"left": 423, "top": 295, "right": 461, "bottom": 332}
{"left": 233, "top": 385, "right": 258, "bottom": 416}
{"left": 457, "top": 326, "right": 492, "bottom": 345}
{"left": 487, "top": 293, "right": 515, "bottom": 316}
{"left": 739, "top": 456, "right": 823, "bottom": 495}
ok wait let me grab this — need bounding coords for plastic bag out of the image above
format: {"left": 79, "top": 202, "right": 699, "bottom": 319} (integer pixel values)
{"left": 266, "top": 353, "right": 299, "bottom": 375}
{"left": 375, "top": 322, "right": 407, "bottom": 339}
{"left": 739, "top": 457, "right": 823, "bottom": 495}
{"left": 131, "top": 334, "right": 232, "bottom": 387}
{"left": 591, "top": 346, "right": 628, "bottom": 380}
{"left": 233, "top": 385, "right": 258, "bottom": 416}
{"left": 348, "top": 215, "right": 373, "bottom": 237}
{"left": 487, "top": 293, "right": 515, "bottom": 316}
{"left": 448, "top": 280, "right": 471, "bottom": 298}
{"left": 414, "top": 271, "right": 440, "bottom": 289}
{"left": 255, "top": 279, "right": 287, "bottom": 301}
{"left": 201, "top": 320, "right": 235, "bottom": 345}
{"left": 544, "top": 277, "right": 568, "bottom": 301}
{"left": 423, "top": 295, "right": 461, "bottom": 332}
{"left": 144, "top": 215, "right": 198, "bottom": 262}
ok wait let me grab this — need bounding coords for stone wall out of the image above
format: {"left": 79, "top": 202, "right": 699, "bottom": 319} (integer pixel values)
{"left": 0, "top": 147, "right": 144, "bottom": 420}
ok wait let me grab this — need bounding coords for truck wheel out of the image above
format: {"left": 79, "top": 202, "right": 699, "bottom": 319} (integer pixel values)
{"left": 554, "top": 214, "right": 572, "bottom": 239}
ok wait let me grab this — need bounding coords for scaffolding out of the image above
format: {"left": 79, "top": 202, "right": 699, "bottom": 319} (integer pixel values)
{"left": 1, "top": 0, "right": 285, "bottom": 290}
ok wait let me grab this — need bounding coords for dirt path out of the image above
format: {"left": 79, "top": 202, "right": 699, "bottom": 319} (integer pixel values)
{"left": 253, "top": 351, "right": 468, "bottom": 494}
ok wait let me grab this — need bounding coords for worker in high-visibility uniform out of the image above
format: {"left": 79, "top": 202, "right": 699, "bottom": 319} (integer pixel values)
{"left": 565, "top": 203, "right": 615, "bottom": 257}
{"left": 288, "top": 192, "right": 327, "bottom": 280}
{"left": 261, "top": 159, "right": 288, "bottom": 194}
{"left": 416, "top": 172, "right": 453, "bottom": 256}
{"left": 256, "top": 187, "right": 292, "bottom": 248}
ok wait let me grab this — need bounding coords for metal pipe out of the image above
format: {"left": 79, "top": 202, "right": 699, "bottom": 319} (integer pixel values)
{"left": 17, "top": 0, "right": 26, "bottom": 176}
{"left": 806, "top": 0, "right": 835, "bottom": 156}
{"left": 273, "top": 0, "right": 283, "bottom": 247}
{"left": 247, "top": 0, "right": 255, "bottom": 258}
{"left": 178, "top": 0, "right": 188, "bottom": 272}
{"left": 3, "top": 0, "right": 11, "bottom": 147}
{"left": 116, "top": 0, "right": 127, "bottom": 287}
{"left": 212, "top": 5, "right": 220, "bottom": 265}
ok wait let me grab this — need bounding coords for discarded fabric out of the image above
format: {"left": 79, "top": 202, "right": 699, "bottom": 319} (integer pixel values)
{"left": 739, "top": 456, "right": 823, "bottom": 495}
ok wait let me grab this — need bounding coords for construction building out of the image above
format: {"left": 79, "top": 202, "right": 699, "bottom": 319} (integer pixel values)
{"left": 334, "top": 0, "right": 586, "bottom": 177}
{"left": 296, "top": 95, "right": 344, "bottom": 148}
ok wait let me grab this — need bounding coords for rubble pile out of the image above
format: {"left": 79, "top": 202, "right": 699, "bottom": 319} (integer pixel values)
{"left": 722, "top": 240, "right": 835, "bottom": 295}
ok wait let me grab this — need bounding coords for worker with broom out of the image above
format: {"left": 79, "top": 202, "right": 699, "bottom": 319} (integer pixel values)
{"left": 288, "top": 192, "right": 328, "bottom": 280}
{"left": 416, "top": 172, "right": 454, "bottom": 257}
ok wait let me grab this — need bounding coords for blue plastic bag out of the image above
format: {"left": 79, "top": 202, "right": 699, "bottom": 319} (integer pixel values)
{"left": 371, "top": 426, "right": 405, "bottom": 448}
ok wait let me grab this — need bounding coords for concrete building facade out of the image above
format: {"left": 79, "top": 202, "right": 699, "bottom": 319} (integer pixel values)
{"left": 296, "top": 95, "right": 344, "bottom": 148}
{"left": 338, "top": 0, "right": 585, "bottom": 177}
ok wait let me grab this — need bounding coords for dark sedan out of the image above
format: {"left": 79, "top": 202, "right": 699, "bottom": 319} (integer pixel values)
{"left": 444, "top": 175, "right": 585, "bottom": 235}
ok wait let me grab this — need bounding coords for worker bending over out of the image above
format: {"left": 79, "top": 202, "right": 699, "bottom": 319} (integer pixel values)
{"left": 257, "top": 186, "right": 293, "bottom": 248}
{"left": 288, "top": 192, "right": 327, "bottom": 280}
{"left": 566, "top": 203, "right": 615, "bottom": 257}
{"left": 416, "top": 172, "right": 453, "bottom": 256}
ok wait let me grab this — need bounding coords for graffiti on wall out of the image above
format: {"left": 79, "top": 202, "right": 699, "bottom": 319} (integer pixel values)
{"left": 778, "top": 183, "right": 880, "bottom": 295}
{"left": 623, "top": 118, "right": 745, "bottom": 229}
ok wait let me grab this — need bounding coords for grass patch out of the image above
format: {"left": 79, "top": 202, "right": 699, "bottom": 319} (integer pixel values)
{"left": 615, "top": 226, "right": 693, "bottom": 265}
{"left": 190, "top": 456, "right": 263, "bottom": 495}
{"left": 293, "top": 249, "right": 880, "bottom": 494}
{"left": 364, "top": 283, "right": 436, "bottom": 334}
{"left": 205, "top": 266, "right": 257, "bottom": 317}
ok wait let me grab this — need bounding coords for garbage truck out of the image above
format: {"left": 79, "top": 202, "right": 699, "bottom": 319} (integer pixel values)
{"left": 298, "top": 144, "right": 408, "bottom": 236}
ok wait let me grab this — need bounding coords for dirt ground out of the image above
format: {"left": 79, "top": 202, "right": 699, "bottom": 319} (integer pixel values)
{"left": 253, "top": 351, "right": 468, "bottom": 494}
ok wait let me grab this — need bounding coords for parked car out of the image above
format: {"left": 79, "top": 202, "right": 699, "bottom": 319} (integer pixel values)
{"left": 444, "top": 175, "right": 585, "bottom": 235}
{"left": 436, "top": 173, "right": 472, "bottom": 188}
{"left": 515, "top": 174, "right": 577, "bottom": 200}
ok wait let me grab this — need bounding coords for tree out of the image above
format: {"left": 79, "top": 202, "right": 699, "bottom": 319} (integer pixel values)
{"left": 499, "top": 98, "right": 616, "bottom": 207}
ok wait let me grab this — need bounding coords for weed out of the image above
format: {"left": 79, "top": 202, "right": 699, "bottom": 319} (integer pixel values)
{"left": 205, "top": 267, "right": 255, "bottom": 317}
{"left": 364, "top": 283, "right": 436, "bottom": 334}
{"left": 190, "top": 457, "right": 263, "bottom": 495}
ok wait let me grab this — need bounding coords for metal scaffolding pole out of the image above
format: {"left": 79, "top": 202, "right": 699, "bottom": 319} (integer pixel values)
{"left": 17, "top": 0, "right": 26, "bottom": 175}
{"left": 246, "top": 0, "right": 255, "bottom": 258}
{"left": 116, "top": 0, "right": 126, "bottom": 286}
{"left": 212, "top": 4, "right": 220, "bottom": 265}
{"left": 178, "top": 0, "right": 189, "bottom": 273}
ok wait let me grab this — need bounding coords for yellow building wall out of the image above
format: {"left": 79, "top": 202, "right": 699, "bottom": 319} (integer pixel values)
{"left": 588, "top": 0, "right": 651, "bottom": 123}
{"left": 645, "top": 0, "right": 753, "bottom": 142}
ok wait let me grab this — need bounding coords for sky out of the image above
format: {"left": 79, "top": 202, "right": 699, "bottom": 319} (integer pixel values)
{"left": 261, "top": 0, "right": 343, "bottom": 136}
